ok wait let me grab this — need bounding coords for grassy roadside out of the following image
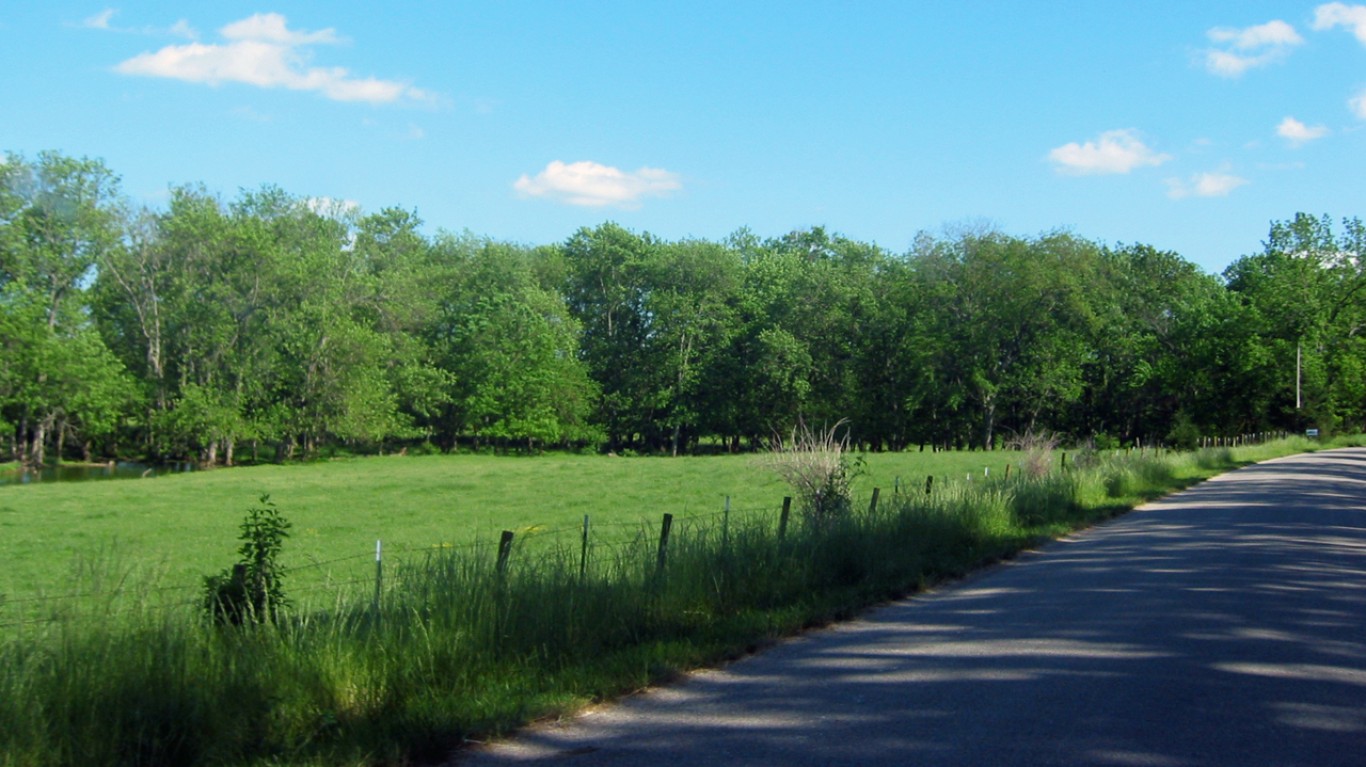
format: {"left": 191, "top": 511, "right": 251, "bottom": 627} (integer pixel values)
{"left": 0, "top": 437, "right": 1356, "bottom": 766}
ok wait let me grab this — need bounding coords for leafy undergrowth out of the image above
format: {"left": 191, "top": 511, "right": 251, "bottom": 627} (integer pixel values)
{"left": 0, "top": 437, "right": 1353, "bottom": 767}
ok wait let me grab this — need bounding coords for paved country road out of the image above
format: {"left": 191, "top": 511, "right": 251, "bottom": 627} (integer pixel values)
{"left": 455, "top": 449, "right": 1366, "bottom": 766}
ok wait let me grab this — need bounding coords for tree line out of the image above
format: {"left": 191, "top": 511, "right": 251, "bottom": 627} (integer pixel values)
{"left": 2, "top": 150, "right": 1363, "bottom": 466}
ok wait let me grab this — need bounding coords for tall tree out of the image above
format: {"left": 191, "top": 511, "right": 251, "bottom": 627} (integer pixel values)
{"left": 1, "top": 152, "right": 134, "bottom": 465}
{"left": 561, "top": 223, "right": 658, "bottom": 450}
{"left": 428, "top": 236, "right": 596, "bottom": 450}
{"left": 1225, "top": 213, "right": 1366, "bottom": 434}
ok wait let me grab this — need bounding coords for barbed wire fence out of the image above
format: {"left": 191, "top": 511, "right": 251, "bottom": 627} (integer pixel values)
{"left": 0, "top": 494, "right": 814, "bottom": 630}
{"left": 1, "top": 434, "right": 1294, "bottom": 631}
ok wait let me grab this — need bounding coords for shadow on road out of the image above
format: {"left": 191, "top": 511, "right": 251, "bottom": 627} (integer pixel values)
{"left": 459, "top": 450, "right": 1366, "bottom": 766}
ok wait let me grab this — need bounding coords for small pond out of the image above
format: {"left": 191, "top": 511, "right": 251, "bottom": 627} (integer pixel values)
{"left": 0, "top": 461, "right": 195, "bottom": 487}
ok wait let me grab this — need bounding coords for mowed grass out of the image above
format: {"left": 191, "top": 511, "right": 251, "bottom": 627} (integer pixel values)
{"left": 0, "top": 449, "right": 1015, "bottom": 610}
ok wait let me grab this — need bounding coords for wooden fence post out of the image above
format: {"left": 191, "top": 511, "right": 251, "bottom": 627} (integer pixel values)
{"left": 655, "top": 513, "right": 673, "bottom": 577}
{"left": 579, "top": 515, "right": 590, "bottom": 581}
{"left": 778, "top": 497, "right": 791, "bottom": 541}
{"left": 925, "top": 475, "right": 934, "bottom": 495}
{"left": 723, "top": 496, "right": 731, "bottom": 551}
{"left": 496, "top": 530, "right": 515, "bottom": 578}
{"left": 868, "top": 487, "right": 880, "bottom": 515}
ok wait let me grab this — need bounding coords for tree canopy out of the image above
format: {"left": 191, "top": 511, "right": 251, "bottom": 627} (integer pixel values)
{"left": 2, "top": 150, "right": 1360, "bottom": 465}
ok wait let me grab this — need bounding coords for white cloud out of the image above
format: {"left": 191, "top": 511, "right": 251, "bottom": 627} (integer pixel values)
{"left": 514, "top": 160, "right": 682, "bottom": 208}
{"left": 1277, "top": 116, "right": 1330, "bottom": 145}
{"left": 1313, "top": 3, "right": 1366, "bottom": 44}
{"left": 167, "top": 20, "right": 198, "bottom": 40}
{"left": 1165, "top": 172, "right": 1249, "bottom": 199}
{"left": 114, "top": 13, "right": 432, "bottom": 105}
{"left": 1208, "top": 19, "right": 1303, "bottom": 48}
{"left": 1048, "top": 129, "right": 1172, "bottom": 175}
{"left": 79, "top": 9, "right": 197, "bottom": 38}
{"left": 1351, "top": 89, "right": 1366, "bottom": 118}
{"left": 1203, "top": 19, "right": 1303, "bottom": 77}
{"left": 84, "top": 9, "right": 116, "bottom": 29}
{"left": 221, "top": 13, "right": 338, "bottom": 46}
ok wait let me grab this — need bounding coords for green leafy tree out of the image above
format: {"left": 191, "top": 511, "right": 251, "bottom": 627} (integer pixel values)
{"left": 1225, "top": 213, "right": 1366, "bottom": 434}
{"left": 428, "top": 236, "right": 597, "bottom": 450}
{"left": 561, "top": 223, "right": 659, "bottom": 450}
{"left": 0, "top": 152, "right": 133, "bottom": 465}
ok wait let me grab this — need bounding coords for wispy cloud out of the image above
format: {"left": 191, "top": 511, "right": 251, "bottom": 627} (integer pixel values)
{"left": 1352, "top": 89, "right": 1366, "bottom": 118}
{"left": 514, "top": 160, "right": 682, "bottom": 208}
{"left": 1166, "top": 171, "right": 1249, "bottom": 199}
{"left": 1276, "top": 116, "right": 1330, "bottom": 145}
{"left": 1203, "top": 19, "right": 1302, "bottom": 77}
{"left": 1048, "top": 129, "right": 1172, "bottom": 175}
{"left": 83, "top": 9, "right": 116, "bottom": 30}
{"left": 80, "top": 8, "right": 197, "bottom": 38}
{"left": 114, "top": 13, "right": 434, "bottom": 105}
{"left": 1313, "top": 2, "right": 1366, "bottom": 43}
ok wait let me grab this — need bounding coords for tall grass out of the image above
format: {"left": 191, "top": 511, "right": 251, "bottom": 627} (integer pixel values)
{"left": 0, "top": 438, "right": 1340, "bottom": 766}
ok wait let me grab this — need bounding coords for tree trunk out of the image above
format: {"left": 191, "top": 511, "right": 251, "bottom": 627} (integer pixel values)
{"left": 31, "top": 418, "right": 48, "bottom": 467}
{"left": 982, "top": 399, "right": 996, "bottom": 452}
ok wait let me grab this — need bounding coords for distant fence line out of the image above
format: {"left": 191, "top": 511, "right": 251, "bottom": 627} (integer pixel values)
{"left": 0, "top": 432, "right": 1304, "bottom": 629}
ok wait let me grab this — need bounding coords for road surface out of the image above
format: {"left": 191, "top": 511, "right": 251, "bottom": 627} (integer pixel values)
{"left": 457, "top": 448, "right": 1366, "bottom": 766}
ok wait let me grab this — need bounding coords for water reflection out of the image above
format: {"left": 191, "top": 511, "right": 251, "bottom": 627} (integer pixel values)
{"left": 0, "top": 461, "right": 195, "bottom": 486}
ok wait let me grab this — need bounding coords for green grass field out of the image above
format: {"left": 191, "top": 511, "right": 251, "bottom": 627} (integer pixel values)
{"left": 2, "top": 438, "right": 1350, "bottom": 766}
{"left": 0, "top": 449, "right": 1020, "bottom": 610}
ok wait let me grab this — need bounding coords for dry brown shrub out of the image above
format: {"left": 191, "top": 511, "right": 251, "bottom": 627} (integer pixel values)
{"left": 757, "top": 418, "right": 856, "bottom": 525}
{"left": 1006, "top": 430, "right": 1060, "bottom": 478}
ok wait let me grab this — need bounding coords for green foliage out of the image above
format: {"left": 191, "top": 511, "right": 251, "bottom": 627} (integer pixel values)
{"left": 202, "top": 495, "right": 291, "bottom": 625}
{"left": 7, "top": 149, "right": 1366, "bottom": 462}
{"left": 1166, "top": 412, "right": 1202, "bottom": 451}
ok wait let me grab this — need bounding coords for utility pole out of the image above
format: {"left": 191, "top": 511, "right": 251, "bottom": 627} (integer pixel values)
{"left": 1296, "top": 341, "right": 1302, "bottom": 410}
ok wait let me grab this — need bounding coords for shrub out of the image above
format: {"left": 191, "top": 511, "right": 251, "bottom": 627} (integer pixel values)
{"left": 203, "top": 495, "right": 292, "bottom": 625}
{"left": 1006, "top": 429, "right": 1060, "bottom": 478}
{"left": 758, "top": 419, "right": 861, "bottom": 526}
{"left": 1091, "top": 433, "right": 1119, "bottom": 450}
{"left": 1167, "top": 412, "right": 1201, "bottom": 451}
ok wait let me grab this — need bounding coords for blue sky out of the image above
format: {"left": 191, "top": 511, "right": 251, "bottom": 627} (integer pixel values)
{"left": 2, "top": 1, "right": 1364, "bottom": 274}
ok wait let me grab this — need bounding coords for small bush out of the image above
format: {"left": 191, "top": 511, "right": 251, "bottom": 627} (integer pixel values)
{"left": 203, "top": 495, "right": 292, "bottom": 625}
{"left": 1167, "top": 412, "right": 1201, "bottom": 451}
{"left": 758, "top": 419, "right": 861, "bottom": 526}
{"left": 1006, "top": 430, "right": 1060, "bottom": 478}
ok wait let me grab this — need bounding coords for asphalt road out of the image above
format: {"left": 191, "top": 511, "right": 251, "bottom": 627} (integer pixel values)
{"left": 456, "top": 448, "right": 1366, "bottom": 766}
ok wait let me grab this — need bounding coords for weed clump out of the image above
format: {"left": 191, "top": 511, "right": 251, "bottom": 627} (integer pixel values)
{"left": 1006, "top": 429, "right": 1061, "bottom": 478}
{"left": 758, "top": 419, "right": 862, "bottom": 526}
{"left": 202, "top": 494, "right": 291, "bottom": 625}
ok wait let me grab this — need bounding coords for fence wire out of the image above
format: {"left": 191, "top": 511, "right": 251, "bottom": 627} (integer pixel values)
{"left": 0, "top": 497, "right": 802, "bottom": 629}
